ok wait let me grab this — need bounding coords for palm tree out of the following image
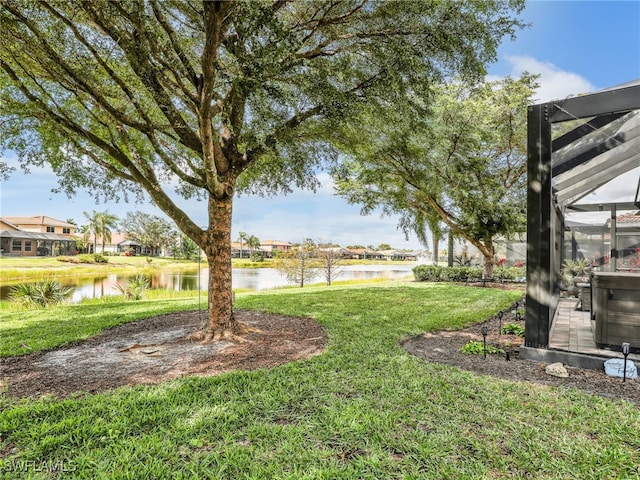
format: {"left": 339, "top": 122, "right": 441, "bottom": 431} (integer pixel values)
{"left": 83, "top": 210, "right": 100, "bottom": 254}
{"left": 77, "top": 224, "right": 92, "bottom": 253}
{"left": 247, "top": 235, "right": 261, "bottom": 258}
{"left": 237, "top": 231, "right": 248, "bottom": 259}
{"left": 96, "top": 212, "right": 119, "bottom": 254}
{"left": 83, "top": 210, "right": 119, "bottom": 254}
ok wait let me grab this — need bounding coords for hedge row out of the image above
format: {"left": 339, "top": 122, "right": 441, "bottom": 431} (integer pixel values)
{"left": 412, "top": 265, "right": 526, "bottom": 283}
{"left": 57, "top": 253, "right": 109, "bottom": 264}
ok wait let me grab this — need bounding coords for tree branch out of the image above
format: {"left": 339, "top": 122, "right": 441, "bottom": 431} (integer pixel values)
{"left": 81, "top": 2, "right": 203, "bottom": 154}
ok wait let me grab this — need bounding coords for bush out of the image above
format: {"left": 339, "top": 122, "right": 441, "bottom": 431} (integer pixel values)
{"left": 114, "top": 275, "right": 151, "bottom": 300}
{"left": 92, "top": 253, "right": 108, "bottom": 263}
{"left": 441, "top": 266, "right": 482, "bottom": 282}
{"left": 501, "top": 323, "right": 525, "bottom": 337}
{"left": 414, "top": 265, "right": 526, "bottom": 283}
{"left": 56, "top": 255, "right": 78, "bottom": 263}
{"left": 10, "top": 280, "right": 73, "bottom": 308}
{"left": 412, "top": 265, "right": 443, "bottom": 282}
{"left": 76, "top": 253, "right": 108, "bottom": 264}
{"left": 461, "top": 341, "right": 504, "bottom": 355}
{"left": 493, "top": 266, "right": 526, "bottom": 282}
{"left": 412, "top": 265, "right": 485, "bottom": 282}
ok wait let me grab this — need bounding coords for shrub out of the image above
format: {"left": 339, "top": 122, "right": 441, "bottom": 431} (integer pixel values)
{"left": 56, "top": 255, "right": 79, "bottom": 263}
{"left": 443, "top": 266, "right": 483, "bottom": 282}
{"left": 493, "top": 266, "right": 526, "bottom": 282}
{"left": 501, "top": 323, "right": 525, "bottom": 336}
{"left": 461, "top": 341, "right": 504, "bottom": 355}
{"left": 78, "top": 254, "right": 95, "bottom": 263}
{"left": 114, "top": 275, "right": 151, "bottom": 300}
{"left": 92, "top": 253, "right": 108, "bottom": 263}
{"left": 412, "top": 265, "right": 443, "bottom": 282}
{"left": 413, "top": 265, "right": 484, "bottom": 282}
{"left": 76, "top": 253, "right": 108, "bottom": 263}
{"left": 414, "top": 265, "right": 525, "bottom": 283}
{"left": 10, "top": 280, "right": 73, "bottom": 308}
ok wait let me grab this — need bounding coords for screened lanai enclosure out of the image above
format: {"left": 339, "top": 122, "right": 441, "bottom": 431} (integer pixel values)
{"left": 524, "top": 79, "right": 640, "bottom": 367}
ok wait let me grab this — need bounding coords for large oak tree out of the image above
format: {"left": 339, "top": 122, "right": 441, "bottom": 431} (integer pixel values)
{"left": 0, "top": 0, "right": 524, "bottom": 339}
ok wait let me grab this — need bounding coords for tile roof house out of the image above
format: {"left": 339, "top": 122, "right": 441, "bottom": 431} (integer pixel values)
{"left": 610, "top": 211, "right": 640, "bottom": 227}
{"left": 258, "top": 240, "right": 291, "bottom": 257}
{"left": 0, "top": 216, "right": 78, "bottom": 256}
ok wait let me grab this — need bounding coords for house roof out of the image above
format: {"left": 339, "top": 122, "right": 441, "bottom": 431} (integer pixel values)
{"left": 93, "top": 232, "right": 129, "bottom": 245}
{"left": 616, "top": 211, "right": 640, "bottom": 224}
{"left": 0, "top": 230, "right": 77, "bottom": 242}
{"left": 260, "top": 240, "right": 290, "bottom": 246}
{"left": 604, "top": 211, "right": 640, "bottom": 227}
{"left": 1, "top": 215, "right": 76, "bottom": 228}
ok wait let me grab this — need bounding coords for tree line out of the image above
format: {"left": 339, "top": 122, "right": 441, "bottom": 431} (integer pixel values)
{"left": 74, "top": 210, "right": 197, "bottom": 260}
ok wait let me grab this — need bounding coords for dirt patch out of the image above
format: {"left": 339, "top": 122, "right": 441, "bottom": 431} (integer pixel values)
{"left": 1, "top": 310, "right": 327, "bottom": 400}
{"left": 403, "top": 294, "right": 640, "bottom": 406}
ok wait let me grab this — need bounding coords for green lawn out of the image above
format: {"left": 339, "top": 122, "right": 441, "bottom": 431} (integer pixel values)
{"left": 1, "top": 283, "right": 639, "bottom": 479}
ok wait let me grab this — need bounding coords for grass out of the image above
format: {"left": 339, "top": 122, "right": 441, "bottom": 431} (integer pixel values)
{"left": 0, "top": 256, "right": 201, "bottom": 284}
{"left": 2, "top": 283, "right": 640, "bottom": 479}
{"left": 0, "top": 293, "right": 200, "bottom": 357}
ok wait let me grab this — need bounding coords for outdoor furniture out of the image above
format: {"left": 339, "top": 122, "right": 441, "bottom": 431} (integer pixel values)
{"left": 575, "top": 282, "right": 591, "bottom": 312}
{"left": 592, "top": 271, "right": 640, "bottom": 351}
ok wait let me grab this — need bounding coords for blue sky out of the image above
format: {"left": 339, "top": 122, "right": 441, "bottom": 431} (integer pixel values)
{"left": 1, "top": 0, "right": 639, "bottom": 249}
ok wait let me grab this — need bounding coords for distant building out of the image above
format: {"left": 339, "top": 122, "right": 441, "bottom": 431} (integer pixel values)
{"left": 259, "top": 240, "right": 291, "bottom": 258}
{"left": 0, "top": 216, "right": 78, "bottom": 256}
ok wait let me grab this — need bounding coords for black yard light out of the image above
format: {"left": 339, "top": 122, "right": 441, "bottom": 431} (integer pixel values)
{"left": 497, "top": 310, "right": 504, "bottom": 335}
{"left": 622, "top": 342, "right": 631, "bottom": 383}
{"left": 514, "top": 301, "right": 521, "bottom": 321}
{"left": 481, "top": 324, "right": 488, "bottom": 359}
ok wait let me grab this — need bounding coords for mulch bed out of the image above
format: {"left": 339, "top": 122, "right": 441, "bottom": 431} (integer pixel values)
{"left": 1, "top": 310, "right": 327, "bottom": 400}
{"left": 403, "top": 290, "right": 640, "bottom": 405}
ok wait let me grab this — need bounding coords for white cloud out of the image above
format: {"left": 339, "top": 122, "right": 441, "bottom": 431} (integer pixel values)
{"left": 588, "top": 168, "right": 640, "bottom": 204}
{"left": 232, "top": 192, "right": 420, "bottom": 249}
{"left": 488, "top": 55, "right": 597, "bottom": 103}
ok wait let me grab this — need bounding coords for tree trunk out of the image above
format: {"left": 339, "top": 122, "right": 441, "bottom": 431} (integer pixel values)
{"left": 432, "top": 230, "right": 439, "bottom": 265}
{"left": 483, "top": 255, "right": 495, "bottom": 279}
{"left": 482, "top": 241, "right": 495, "bottom": 279}
{"left": 200, "top": 193, "right": 236, "bottom": 341}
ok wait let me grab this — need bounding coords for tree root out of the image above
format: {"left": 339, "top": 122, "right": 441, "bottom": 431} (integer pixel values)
{"left": 189, "top": 321, "right": 261, "bottom": 343}
{"left": 119, "top": 341, "right": 166, "bottom": 353}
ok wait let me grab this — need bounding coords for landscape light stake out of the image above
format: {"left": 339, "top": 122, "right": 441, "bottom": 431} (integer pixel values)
{"left": 498, "top": 310, "right": 504, "bottom": 335}
{"left": 481, "top": 324, "right": 488, "bottom": 359}
{"left": 622, "top": 342, "right": 630, "bottom": 383}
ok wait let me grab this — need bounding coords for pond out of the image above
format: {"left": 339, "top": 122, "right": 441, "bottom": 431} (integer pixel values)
{"left": 0, "top": 264, "right": 416, "bottom": 303}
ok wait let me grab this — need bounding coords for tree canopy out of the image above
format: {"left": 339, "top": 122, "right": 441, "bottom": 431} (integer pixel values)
{"left": 120, "top": 211, "right": 177, "bottom": 255}
{"left": 0, "top": 0, "right": 525, "bottom": 336}
{"left": 333, "top": 75, "right": 538, "bottom": 277}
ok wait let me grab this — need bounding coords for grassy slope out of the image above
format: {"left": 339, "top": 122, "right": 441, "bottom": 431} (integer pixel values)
{"left": 1, "top": 283, "right": 639, "bottom": 479}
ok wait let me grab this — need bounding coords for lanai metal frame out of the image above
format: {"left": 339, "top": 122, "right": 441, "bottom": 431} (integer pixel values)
{"left": 525, "top": 79, "right": 640, "bottom": 352}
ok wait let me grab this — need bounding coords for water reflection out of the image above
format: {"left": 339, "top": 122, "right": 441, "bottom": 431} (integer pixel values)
{"left": 0, "top": 264, "right": 414, "bottom": 302}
